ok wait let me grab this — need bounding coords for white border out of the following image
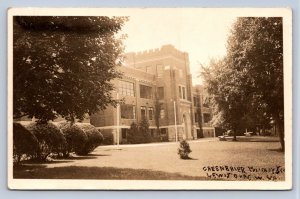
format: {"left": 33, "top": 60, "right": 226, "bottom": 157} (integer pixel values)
{"left": 7, "top": 8, "right": 292, "bottom": 190}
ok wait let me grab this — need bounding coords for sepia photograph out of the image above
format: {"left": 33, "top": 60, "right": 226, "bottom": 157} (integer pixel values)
{"left": 7, "top": 8, "right": 292, "bottom": 190}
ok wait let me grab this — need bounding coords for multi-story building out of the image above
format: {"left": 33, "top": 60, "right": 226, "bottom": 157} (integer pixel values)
{"left": 90, "top": 45, "right": 215, "bottom": 144}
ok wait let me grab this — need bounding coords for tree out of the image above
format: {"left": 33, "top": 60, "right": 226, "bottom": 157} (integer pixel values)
{"left": 202, "top": 58, "right": 248, "bottom": 141}
{"left": 202, "top": 17, "right": 284, "bottom": 150}
{"left": 227, "top": 17, "right": 284, "bottom": 150}
{"left": 13, "top": 16, "right": 127, "bottom": 124}
{"left": 178, "top": 140, "right": 192, "bottom": 159}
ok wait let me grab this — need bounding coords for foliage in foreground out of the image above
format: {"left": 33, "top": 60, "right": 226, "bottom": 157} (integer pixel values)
{"left": 13, "top": 16, "right": 127, "bottom": 123}
{"left": 59, "top": 123, "right": 88, "bottom": 156}
{"left": 13, "top": 123, "right": 39, "bottom": 163}
{"left": 26, "top": 122, "right": 67, "bottom": 160}
{"left": 58, "top": 122, "right": 104, "bottom": 156}
{"left": 202, "top": 17, "right": 284, "bottom": 150}
{"left": 77, "top": 124, "right": 104, "bottom": 155}
{"left": 13, "top": 122, "right": 104, "bottom": 163}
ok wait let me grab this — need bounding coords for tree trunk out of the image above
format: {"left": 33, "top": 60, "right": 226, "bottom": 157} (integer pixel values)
{"left": 232, "top": 128, "right": 237, "bottom": 141}
{"left": 277, "top": 120, "right": 285, "bottom": 152}
{"left": 274, "top": 114, "right": 284, "bottom": 152}
{"left": 70, "top": 114, "right": 76, "bottom": 126}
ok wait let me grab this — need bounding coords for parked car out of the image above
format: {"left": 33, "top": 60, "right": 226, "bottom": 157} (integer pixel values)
{"left": 225, "top": 130, "right": 233, "bottom": 136}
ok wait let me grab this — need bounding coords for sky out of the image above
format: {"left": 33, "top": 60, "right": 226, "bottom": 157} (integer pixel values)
{"left": 118, "top": 9, "right": 237, "bottom": 85}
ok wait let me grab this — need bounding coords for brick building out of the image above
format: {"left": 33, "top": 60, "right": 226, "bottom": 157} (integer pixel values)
{"left": 90, "top": 45, "right": 215, "bottom": 144}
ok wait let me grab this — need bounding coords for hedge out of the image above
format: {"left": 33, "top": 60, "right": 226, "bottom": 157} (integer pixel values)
{"left": 77, "top": 124, "right": 104, "bottom": 155}
{"left": 59, "top": 123, "right": 88, "bottom": 156}
{"left": 26, "top": 123, "right": 67, "bottom": 160}
{"left": 13, "top": 122, "right": 39, "bottom": 163}
{"left": 58, "top": 122, "right": 103, "bottom": 155}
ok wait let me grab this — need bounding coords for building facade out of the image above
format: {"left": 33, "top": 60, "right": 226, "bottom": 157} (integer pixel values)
{"left": 90, "top": 45, "right": 215, "bottom": 144}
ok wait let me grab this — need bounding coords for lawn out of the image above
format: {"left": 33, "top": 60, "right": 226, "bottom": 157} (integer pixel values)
{"left": 14, "top": 136, "right": 285, "bottom": 181}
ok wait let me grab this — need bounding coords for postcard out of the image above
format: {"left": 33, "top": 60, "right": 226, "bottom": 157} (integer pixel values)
{"left": 7, "top": 8, "right": 292, "bottom": 190}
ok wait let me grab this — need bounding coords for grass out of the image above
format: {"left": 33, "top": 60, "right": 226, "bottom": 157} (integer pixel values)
{"left": 13, "top": 136, "right": 285, "bottom": 181}
{"left": 14, "top": 165, "right": 209, "bottom": 180}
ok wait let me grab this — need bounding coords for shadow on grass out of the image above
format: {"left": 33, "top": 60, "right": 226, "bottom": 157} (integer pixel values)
{"left": 14, "top": 164, "right": 47, "bottom": 170}
{"left": 13, "top": 165, "right": 211, "bottom": 180}
{"left": 225, "top": 136, "right": 279, "bottom": 143}
{"left": 84, "top": 154, "right": 111, "bottom": 157}
{"left": 103, "top": 148, "right": 123, "bottom": 151}
{"left": 65, "top": 156, "right": 98, "bottom": 160}
{"left": 181, "top": 157, "right": 198, "bottom": 160}
{"left": 268, "top": 148, "right": 284, "bottom": 153}
{"left": 21, "top": 159, "right": 73, "bottom": 164}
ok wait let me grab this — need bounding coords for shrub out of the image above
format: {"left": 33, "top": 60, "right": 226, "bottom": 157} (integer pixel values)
{"left": 139, "top": 117, "right": 152, "bottom": 143}
{"left": 27, "top": 122, "right": 67, "bottom": 160}
{"left": 76, "top": 124, "right": 104, "bottom": 155}
{"left": 13, "top": 123, "right": 39, "bottom": 163}
{"left": 101, "top": 131, "right": 114, "bottom": 145}
{"left": 60, "top": 124, "right": 88, "bottom": 156}
{"left": 127, "top": 122, "right": 142, "bottom": 144}
{"left": 127, "top": 119, "right": 152, "bottom": 144}
{"left": 178, "top": 140, "right": 192, "bottom": 159}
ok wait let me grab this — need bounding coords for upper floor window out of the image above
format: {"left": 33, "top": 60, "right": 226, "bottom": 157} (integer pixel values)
{"left": 121, "top": 104, "right": 136, "bottom": 119}
{"left": 202, "top": 96, "right": 210, "bottom": 108}
{"left": 194, "top": 112, "right": 199, "bottom": 123}
{"left": 193, "top": 96, "right": 200, "bottom": 107}
{"left": 148, "top": 107, "right": 153, "bottom": 120}
{"left": 140, "top": 84, "right": 153, "bottom": 99}
{"left": 141, "top": 106, "right": 147, "bottom": 119}
{"left": 179, "top": 85, "right": 186, "bottom": 100}
{"left": 157, "top": 87, "right": 164, "bottom": 100}
{"left": 119, "top": 80, "right": 134, "bottom": 97}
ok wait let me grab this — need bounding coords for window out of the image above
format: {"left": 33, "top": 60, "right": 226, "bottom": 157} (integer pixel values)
{"left": 179, "top": 85, "right": 186, "bottom": 100}
{"left": 193, "top": 96, "right": 200, "bottom": 107}
{"left": 182, "top": 87, "right": 186, "bottom": 99}
{"left": 179, "top": 86, "right": 182, "bottom": 98}
{"left": 122, "top": 128, "right": 127, "bottom": 139}
{"left": 141, "top": 106, "right": 147, "bottom": 118}
{"left": 160, "top": 108, "right": 165, "bottom": 119}
{"left": 160, "top": 128, "right": 167, "bottom": 135}
{"left": 203, "top": 113, "right": 211, "bottom": 123}
{"left": 119, "top": 80, "right": 134, "bottom": 96}
{"left": 202, "top": 96, "right": 210, "bottom": 108}
{"left": 156, "top": 65, "right": 164, "bottom": 78}
{"left": 148, "top": 107, "right": 153, "bottom": 120}
{"left": 194, "top": 113, "right": 198, "bottom": 123}
{"left": 157, "top": 87, "right": 164, "bottom": 99}
{"left": 140, "top": 85, "right": 152, "bottom": 99}
{"left": 121, "top": 104, "right": 135, "bottom": 119}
